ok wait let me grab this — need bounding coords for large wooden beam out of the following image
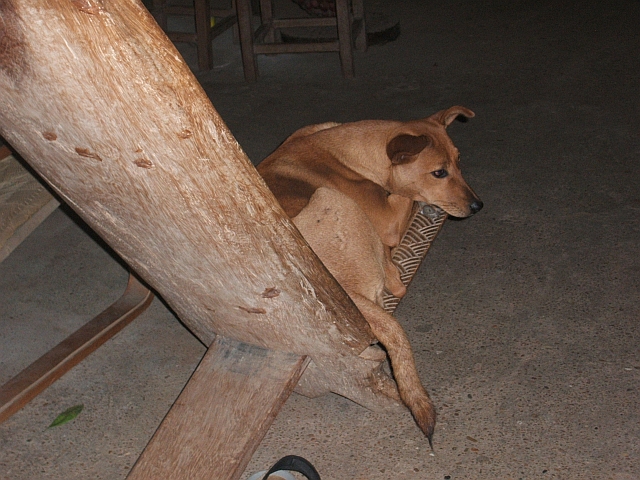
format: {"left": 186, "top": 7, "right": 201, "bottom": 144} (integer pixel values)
{"left": 0, "top": 0, "right": 400, "bottom": 411}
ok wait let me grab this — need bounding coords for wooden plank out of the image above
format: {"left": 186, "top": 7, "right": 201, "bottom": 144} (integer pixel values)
{"left": 237, "top": 0, "right": 258, "bottom": 81}
{"left": 210, "top": 14, "right": 237, "bottom": 40}
{"left": 271, "top": 18, "right": 337, "bottom": 29}
{"left": 258, "top": 0, "right": 275, "bottom": 43}
{"left": 351, "top": 0, "right": 366, "bottom": 51}
{"left": 128, "top": 337, "right": 310, "bottom": 480}
{"left": 194, "top": 0, "right": 213, "bottom": 70}
{"left": 0, "top": 274, "right": 153, "bottom": 423}
{"left": 335, "top": 0, "right": 354, "bottom": 78}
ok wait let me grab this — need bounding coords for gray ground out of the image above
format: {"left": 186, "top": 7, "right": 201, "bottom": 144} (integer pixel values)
{"left": 1, "top": 0, "right": 639, "bottom": 478}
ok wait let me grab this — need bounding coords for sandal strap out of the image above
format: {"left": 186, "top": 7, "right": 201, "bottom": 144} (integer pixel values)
{"left": 261, "top": 455, "right": 321, "bottom": 480}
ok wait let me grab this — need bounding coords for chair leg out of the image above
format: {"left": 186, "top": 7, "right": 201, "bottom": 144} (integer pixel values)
{"left": 259, "top": 0, "right": 276, "bottom": 43}
{"left": 194, "top": 0, "right": 213, "bottom": 70}
{"left": 231, "top": 0, "right": 240, "bottom": 44}
{"left": 236, "top": 0, "right": 258, "bottom": 82}
{"left": 0, "top": 273, "right": 153, "bottom": 424}
{"left": 335, "top": 0, "right": 355, "bottom": 78}
{"left": 351, "top": 0, "right": 367, "bottom": 52}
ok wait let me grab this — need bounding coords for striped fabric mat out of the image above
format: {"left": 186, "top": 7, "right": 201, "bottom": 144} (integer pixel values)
{"left": 382, "top": 203, "right": 447, "bottom": 314}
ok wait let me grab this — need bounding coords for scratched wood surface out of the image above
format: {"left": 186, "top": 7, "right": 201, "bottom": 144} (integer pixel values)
{"left": 0, "top": 0, "right": 401, "bottom": 412}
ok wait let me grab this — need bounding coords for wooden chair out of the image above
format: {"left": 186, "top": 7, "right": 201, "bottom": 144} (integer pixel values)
{"left": 152, "top": 0, "right": 365, "bottom": 80}
{"left": 0, "top": 2, "right": 445, "bottom": 478}
{"left": 236, "top": 0, "right": 366, "bottom": 81}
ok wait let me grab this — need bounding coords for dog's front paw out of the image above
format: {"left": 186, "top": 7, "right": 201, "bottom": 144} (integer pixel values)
{"left": 411, "top": 396, "right": 437, "bottom": 450}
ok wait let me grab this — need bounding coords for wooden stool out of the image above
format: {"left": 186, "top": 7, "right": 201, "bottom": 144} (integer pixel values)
{"left": 236, "top": 0, "right": 366, "bottom": 81}
{"left": 152, "top": 0, "right": 238, "bottom": 71}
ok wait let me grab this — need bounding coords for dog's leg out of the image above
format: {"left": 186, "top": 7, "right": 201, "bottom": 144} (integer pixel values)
{"left": 350, "top": 293, "right": 436, "bottom": 447}
{"left": 383, "top": 246, "right": 406, "bottom": 299}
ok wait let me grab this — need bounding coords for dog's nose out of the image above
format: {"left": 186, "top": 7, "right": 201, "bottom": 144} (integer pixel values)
{"left": 470, "top": 200, "right": 483, "bottom": 214}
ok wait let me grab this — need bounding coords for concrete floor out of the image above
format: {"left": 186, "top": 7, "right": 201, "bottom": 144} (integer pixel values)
{"left": 1, "top": 0, "right": 639, "bottom": 478}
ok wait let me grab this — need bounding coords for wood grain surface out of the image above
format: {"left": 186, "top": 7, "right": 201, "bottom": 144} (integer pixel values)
{"left": 0, "top": 0, "right": 400, "bottom": 411}
{"left": 128, "top": 337, "right": 309, "bottom": 480}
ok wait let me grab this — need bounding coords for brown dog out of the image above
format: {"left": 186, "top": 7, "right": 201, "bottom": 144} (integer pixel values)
{"left": 258, "top": 106, "right": 483, "bottom": 252}
{"left": 258, "top": 106, "right": 483, "bottom": 445}
{"left": 293, "top": 187, "right": 437, "bottom": 444}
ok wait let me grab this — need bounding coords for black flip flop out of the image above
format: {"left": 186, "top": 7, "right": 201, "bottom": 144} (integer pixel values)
{"left": 261, "top": 455, "right": 321, "bottom": 480}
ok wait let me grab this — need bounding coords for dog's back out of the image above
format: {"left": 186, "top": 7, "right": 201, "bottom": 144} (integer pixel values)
{"left": 259, "top": 123, "right": 391, "bottom": 219}
{"left": 258, "top": 122, "right": 414, "bottom": 248}
{"left": 258, "top": 107, "right": 482, "bottom": 249}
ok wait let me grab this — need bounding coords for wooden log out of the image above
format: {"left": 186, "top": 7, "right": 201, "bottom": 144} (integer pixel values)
{"left": 0, "top": 0, "right": 400, "bottom": 411}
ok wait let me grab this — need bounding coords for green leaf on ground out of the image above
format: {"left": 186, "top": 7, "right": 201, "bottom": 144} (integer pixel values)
{"left": 48, "top": 404, "right": 84, "bottom": 428}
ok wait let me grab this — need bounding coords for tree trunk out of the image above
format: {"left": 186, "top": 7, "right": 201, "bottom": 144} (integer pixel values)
{"left": 0, "top": 0, "right": 400, "bottom": 410}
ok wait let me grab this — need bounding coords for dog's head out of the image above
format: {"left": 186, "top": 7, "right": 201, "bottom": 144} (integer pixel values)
{"left": 386, "top": 106, "right": 483, "bottom": 218}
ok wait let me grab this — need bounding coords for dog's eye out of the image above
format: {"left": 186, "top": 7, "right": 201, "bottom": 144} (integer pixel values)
{"left": 432, "top": 169, "right": 448, "bottom": 178}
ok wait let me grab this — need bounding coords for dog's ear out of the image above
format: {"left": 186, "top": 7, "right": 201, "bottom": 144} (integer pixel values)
{"left": 437, "top": 106, "right": 475, "bottom": 127}
{"left": 386, "top": 134, "right": 431, "bottom": 165}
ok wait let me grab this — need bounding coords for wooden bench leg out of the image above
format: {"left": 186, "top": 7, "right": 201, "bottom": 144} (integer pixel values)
{"left": 0, "top": 273, "right": 153, "bottom": 423}
{"left": 236, "top": 0, "right": 258, "bottom": 82}
{"left": 259, "top": 0, "right": 276, "bottom": 43}
{"left": 335, "top": 0, "right": 355, "bottom": 79}
{"left": 352, "top": 0, "right": 367, "bottom": 52}
{"left": 128, "top": 337, "right": 309, "bottom": 480}
{"left": 194, "top": 0, "right": 214, "bottom": 70}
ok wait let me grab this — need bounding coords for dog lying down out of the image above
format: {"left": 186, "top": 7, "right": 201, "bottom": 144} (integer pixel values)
{"left": 258, "top": 106, "right": 483, "bottom": 446}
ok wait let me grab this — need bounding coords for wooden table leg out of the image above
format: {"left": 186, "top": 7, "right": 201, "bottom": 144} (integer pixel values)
{"left": 236, "top": 0, "right": 258, "bottom": 82}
